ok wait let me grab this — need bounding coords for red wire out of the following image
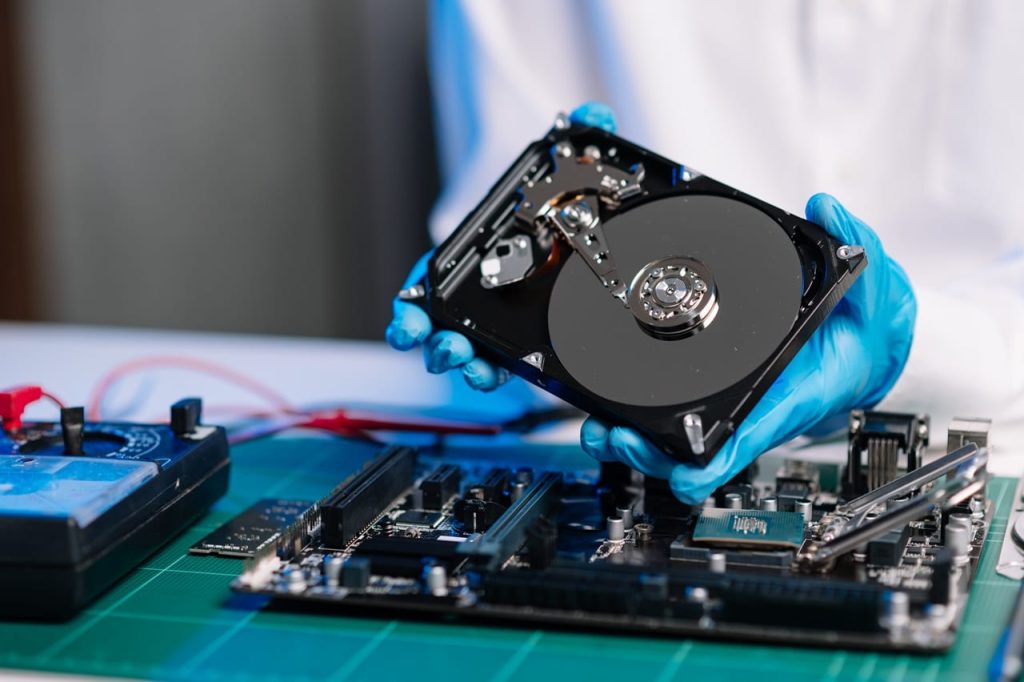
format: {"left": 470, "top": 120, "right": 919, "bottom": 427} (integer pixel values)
{"left": 85, "top": 356, "right": 501, "bottom": 442}
{"left": 86, "top": 356, "right": 296, "bottom": 421}
{"left": 40, "top": 391, "right": 66, "bottom": 410}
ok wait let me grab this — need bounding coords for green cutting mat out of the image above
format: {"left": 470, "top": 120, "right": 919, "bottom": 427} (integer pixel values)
{"left": 0, "top": 436, "right": 1018, "bottom": 682}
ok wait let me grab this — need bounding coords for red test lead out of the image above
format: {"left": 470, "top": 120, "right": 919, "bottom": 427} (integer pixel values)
{"left": 0, "top": 385, "right": 66, "bottom": 432}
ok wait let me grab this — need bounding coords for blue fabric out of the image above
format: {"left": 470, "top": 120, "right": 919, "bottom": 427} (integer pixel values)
{"left": 386, "top": 102, "right": 916, "bottom": 504}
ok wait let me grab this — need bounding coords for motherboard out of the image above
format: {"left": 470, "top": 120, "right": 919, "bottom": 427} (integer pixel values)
{"left": 232, "top": 412, "right": 993, "bottom": 652}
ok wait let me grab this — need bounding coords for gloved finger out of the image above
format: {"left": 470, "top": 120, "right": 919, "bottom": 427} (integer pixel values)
{"left": 580, "top": 419, "right": 673, "bottom": 476}
{"left": 387, "top": 250, "right": 436, "bottom": 350}
{"left": 462, "top": 357, "right": 508, "bottom": 392}
{"left": 423, "top": 330, "right": 475, "bottom": 374}
{"left": 580, "top": 417, "right": 618, "bottom": 461}
{"left": 386, "top": 301, "right": 433, "bottom": 351}
{"left": 666, "top": 399, "right": 804, "bottom": 504}
{"left": 667, "top": 344, "right": 834, "bottom": 504}
{"left": 668, "top": 454, "right": 745, "bottom": 505}
{"left": 570, "top": 101, "right": 617, "bottom": 133}
{"left": 604, "top": 425, "right": 676, "bottom": 480}
{"left": 805, "top": 193, "right": 886, "bottom": 319}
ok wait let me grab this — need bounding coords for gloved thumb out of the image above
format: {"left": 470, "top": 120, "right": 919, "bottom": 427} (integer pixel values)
{"left": 570, "top": 102, "right": 617, "bottom": 133}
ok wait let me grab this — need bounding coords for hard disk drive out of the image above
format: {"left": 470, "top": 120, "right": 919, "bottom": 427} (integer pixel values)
{"left": 401, "top": 115, "right": 866, "bottom": 464}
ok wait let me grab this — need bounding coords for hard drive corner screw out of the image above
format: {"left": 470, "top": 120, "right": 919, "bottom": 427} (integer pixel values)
{"left": 837, "top": 244, "right": 864, "bottom": 260}
{"left": 514, "top": 236, "right": 529, "bottom": 250}
{"left": 554, "top": 112, "right": 571, "bottom": 130}
{"left": 556, "top": 142, "right": 573, "bottom": 158}
{"left": 398, "top": 284, "right": 425, "bottom": 301}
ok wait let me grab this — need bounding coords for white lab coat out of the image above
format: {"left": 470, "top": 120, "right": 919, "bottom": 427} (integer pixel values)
{"left": 428, "top": 0, "right": 1024, "bottom": 452}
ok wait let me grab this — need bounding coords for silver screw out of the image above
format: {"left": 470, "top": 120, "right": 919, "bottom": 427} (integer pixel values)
{"left": 398, "top": 284, "right": 425, "bottom": 301}
{"left": 837, "top": 244, "right": 865, "bottom": 260}
{"left": 559, "top": 200, "right": 593, "bottom": 228}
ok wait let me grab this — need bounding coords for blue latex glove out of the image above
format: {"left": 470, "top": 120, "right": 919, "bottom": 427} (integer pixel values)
{"left": 581, "top": 193, "right": 917, "bottom": 503}
{"left": 385, "top": 102, "right": 617, "bottom": 392}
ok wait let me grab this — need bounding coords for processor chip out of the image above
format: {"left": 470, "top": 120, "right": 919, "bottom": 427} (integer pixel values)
{"left": 692, "top": 508, "right": 806, "bottom": 549}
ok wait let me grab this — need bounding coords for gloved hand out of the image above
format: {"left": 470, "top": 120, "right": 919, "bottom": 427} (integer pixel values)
{"left": 385, "top": 102, "right": 618, "bottom": 392}
{"left": 386, "top": 101, "right": 916, "bottom": 505}
{"left": 581, "top": 194, "right": 917, "bottom": 503}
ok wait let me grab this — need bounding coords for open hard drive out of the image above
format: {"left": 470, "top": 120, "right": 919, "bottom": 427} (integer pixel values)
{"left": 400, "top": 116, "right": 866, "bottom": 464}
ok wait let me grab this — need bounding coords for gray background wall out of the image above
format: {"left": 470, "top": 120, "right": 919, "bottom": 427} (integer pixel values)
{"left": 21, "top": 0, "right": 436, "bottom": 339}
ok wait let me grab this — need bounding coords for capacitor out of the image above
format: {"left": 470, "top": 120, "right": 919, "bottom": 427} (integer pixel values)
{"left": 883, "top": 591, "right": 910, "bottom": 630}
{"left": 760, "top": 496, "right": 778, "bottom": 512}
{"left": 795, "top": 498, "right": 813, "bottom": 523}
{"left": 515, "top": 467, "right": 533, "bottom": 486}
{"left": 946, "top": 522, "right": 971, "bottom": 562}
{"left": 616, "top": 506, "right": 634, "bottom": 530}
{"left": 511, "top": 480, "right": 528, "bottom": 503}
{"left": 634, "top": 522, "right": 654, "bottom": 545}
{"left": 423, "top": 563, "right": 448, "bottom": 597}
{"left": 286, "top": 566, "right": 306, "bottom": 594}
{"left": 607, "top": 516, "right": 625, "bottom": 541}
{"left": 724, "top": 493, "right": 743, "bottom": 510}
{"left": 948, "top": 512, "right": 972, "bottom": 530}
{"left": 466, "top": 486, "right": 485, "bottom": 501}
{"left": 322, "top": 555, "right": 342, "bottom": 588}
{"left": 708, "top": 552, "right": 727, "bottom": 573}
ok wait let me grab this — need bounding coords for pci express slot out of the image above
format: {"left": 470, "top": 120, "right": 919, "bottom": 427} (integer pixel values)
{"left": 481, "top": 564, "right": 894, "bottom": 632}
{"left": 458, "top": 471, "right": 562, "bottom": 569}
{"left": 420, "top": 464, "right": 462, "bottom": 510}
{"left": 320, "top": 446, "right": 416, "bottom": 548}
